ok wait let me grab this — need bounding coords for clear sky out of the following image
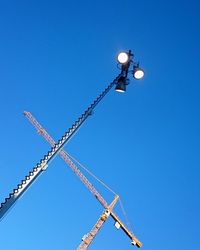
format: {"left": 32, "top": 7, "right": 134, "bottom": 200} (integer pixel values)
{"left": 0, "top": 0, "right": 199, "bottom": 249}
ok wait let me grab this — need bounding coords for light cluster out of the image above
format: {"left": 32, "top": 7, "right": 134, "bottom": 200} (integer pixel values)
{"left": 115, "top": 51, "right": 144, "bottom": 93}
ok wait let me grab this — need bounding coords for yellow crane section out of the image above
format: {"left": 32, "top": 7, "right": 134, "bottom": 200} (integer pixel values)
{"left": 78, "top": 195, "right": 119, "bottom": 250}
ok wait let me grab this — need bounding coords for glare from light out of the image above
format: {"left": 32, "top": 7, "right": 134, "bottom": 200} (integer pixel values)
{"left": 117, "top": 52, "right": 129, "bottom": 64}
{"left": 115, "top": 87, "right": 125, "bottom": 93}
{"left": 133, "top": 68, "right": 144, "bottom": 80}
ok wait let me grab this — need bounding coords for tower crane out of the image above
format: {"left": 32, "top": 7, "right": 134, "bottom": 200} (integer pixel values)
{"left": 24, "top": 111, "right": 142, "bottom": 248}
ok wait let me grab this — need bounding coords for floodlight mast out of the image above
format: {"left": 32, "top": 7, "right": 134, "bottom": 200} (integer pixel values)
{"left": 0, "top": 73, "right": 122, "bottom": 220}
{"left": 0, "top": 51, "right": 143, "bottom": 231}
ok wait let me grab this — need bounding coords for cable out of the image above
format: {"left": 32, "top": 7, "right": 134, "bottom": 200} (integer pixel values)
{"left": 119, "top": 198, "right": 133, "bottom": 233}
{"left": 65, "top": 151, "right": 133, "bottom": 232}
{"left": 65, "top": 152, "right": 117, "bottom": 196}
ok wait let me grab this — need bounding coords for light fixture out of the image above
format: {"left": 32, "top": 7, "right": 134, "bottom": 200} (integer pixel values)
{"left": 117, "top": 52, "right": 129, "bottom": 64}
{"left": 133, "top": 65, "right": 144, "bottom": 80}
{"left": 115, "top": 76, "right": 128, "bottom": 93}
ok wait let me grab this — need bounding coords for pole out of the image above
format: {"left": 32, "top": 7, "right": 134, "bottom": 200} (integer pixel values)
{"left": 0, "top": 73, "right": 123, "bottom": 220}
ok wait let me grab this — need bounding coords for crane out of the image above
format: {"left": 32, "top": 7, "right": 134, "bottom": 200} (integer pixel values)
{"left": 24, "top": 111, "right": 142, "bottom": 248}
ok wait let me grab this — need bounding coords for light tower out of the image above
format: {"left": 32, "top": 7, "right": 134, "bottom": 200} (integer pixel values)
{"left": 0, "top": 51, "right": 144, "bottom": 248}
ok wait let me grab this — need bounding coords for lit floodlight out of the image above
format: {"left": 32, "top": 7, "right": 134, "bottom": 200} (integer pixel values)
{"left": 133, "top": 66, "right": 144, "bottom": 80}
{"left": 115, "top": 76, "right": 127, "bottom": 93}
{"left": 117, "top": 52, "right": 129, "bottom": 64}
{"left": 115, "top": 82, "right": 126, "bottom": 93}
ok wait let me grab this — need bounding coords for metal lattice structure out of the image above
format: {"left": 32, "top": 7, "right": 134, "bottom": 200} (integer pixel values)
{"left": 0, "top": 73, "right": 121, "bottom": 220}
{"left": 24, "top": 111, "right": 142, "bottom": 248}
{"left": 78, "top": 196, "right": 119, "bottom": 250}
{"left": 0, "top": 50, "right": 143, "bottom": 248}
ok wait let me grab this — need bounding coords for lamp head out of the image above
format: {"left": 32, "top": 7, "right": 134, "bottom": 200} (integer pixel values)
{"left": 133, "top": 65, "right": 144, "bottom": 80}
{"left": 117, "top": 52, "right": 130, "bottom": 64}
{"left": 115, "top": 76, "right": 128, "bottom": 93}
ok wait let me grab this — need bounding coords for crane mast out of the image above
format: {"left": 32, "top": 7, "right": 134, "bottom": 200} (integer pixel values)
{"left": 24, "top": 111, "right": 142, "bottom": 248}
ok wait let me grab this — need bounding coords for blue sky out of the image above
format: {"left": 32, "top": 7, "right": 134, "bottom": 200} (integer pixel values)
{"left": 0, "top": 0, "right": 200, "bottom": 249}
